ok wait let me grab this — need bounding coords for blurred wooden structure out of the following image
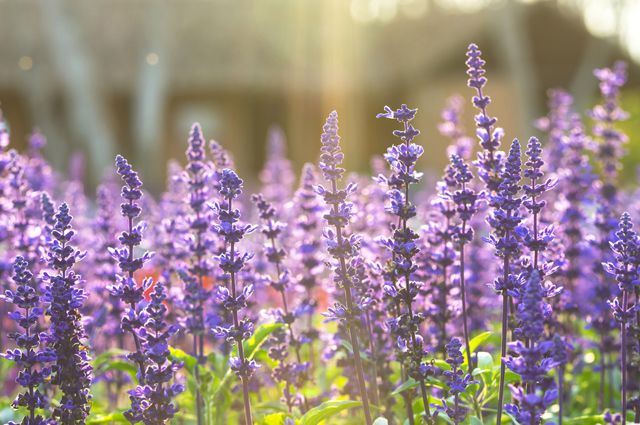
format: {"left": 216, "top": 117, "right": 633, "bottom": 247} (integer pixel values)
{"left": 0, "top": 0, "right": 638, "bottom": 191}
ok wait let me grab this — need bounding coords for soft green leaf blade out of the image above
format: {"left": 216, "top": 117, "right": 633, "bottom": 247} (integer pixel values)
{"left": 373, "top": 417, "right": 389, "bottom": 425}
{"left": 392, "top": 378, "right": 418, "bottom": 396}
{"left": 87, "top": 412, "right": 128, "bottom": 424}
{"left": 169, "top": 346, "right": 198, "bottom": 370}
{"left": 565, "top": 415, "right": 605, "bottom": 425}
{"left": 299, "top": 400, "right": 361, "bottom": 425}
{"left": 470, "top": 417, "right": 483, "bottom": 425}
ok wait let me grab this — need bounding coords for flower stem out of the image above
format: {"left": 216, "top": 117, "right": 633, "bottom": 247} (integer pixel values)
{"left": 496, "top": 256, "right": 510, "bottom": 425}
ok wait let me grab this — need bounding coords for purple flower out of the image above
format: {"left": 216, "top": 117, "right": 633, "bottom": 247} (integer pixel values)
{"left": 210, "top": 167, "right": 257, "bottom": 424}
{"left": 108, "top": 155, "right": 154, "bottom": 386}
{"left": 124, "top": 282, "right": 184, "bottom": 424}
{"left": 466, "top": 43, "right": 504, "bottom": 193}
{"left": 1, "top": 256, "right": 56, "bottom": 425}
{"left": 317, "top": 111, "right": 374, "bottom": 424}
{"left": 437, "top": 338, "right": 476, "bottom": 424}
{"left": 43, "top": 204, "right": 93, "bottom": 423}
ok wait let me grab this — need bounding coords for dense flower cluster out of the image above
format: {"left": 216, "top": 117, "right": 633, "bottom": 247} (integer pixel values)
{"left": 211, "top": 168, "right": 258, "bottom": 425}
{"left": 1, "top": 257, "right": 55, "bottom": 425}
{"left": 0, "top": 43, "right": 639, "bottom": 425}
{"left": 43, "top": 204, "right": 93, "bottom": 423}
{"left": 125, "top": 282, "right": 184, "bottom": 424}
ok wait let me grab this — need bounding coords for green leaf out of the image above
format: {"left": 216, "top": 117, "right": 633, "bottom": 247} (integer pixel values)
{"left": 391, "top": 378, "right": 418, "bottom": 396}
{"left": 261, "top": 412, "right": 291, "bottom": 425}
{"left": 169, "top": 347, "right": 198, "bottom": 371}
{"left": 210, "top": 323, "right": 283, "bottom": 401}
{"left": 477, "top": 351, "right": 494, "bottom": 369}
{"left": 87, "top": 412, "right": 128, "bottom": 424}
{"left": 470, "top": 417, "right": 483, "bottom": 425}
{"left": 91, "top": 348, "right": 128, "bottom": 369}
{"left": 299, "top": 400, "right": 361, "bottom": 425}
{"left": 373, "top": 417, "right": 389, "bottom": 425}
{"left": 462, "top": 332, "right": 493, "bottom": 369}
{"left": 565, "top": 415, "right": 605, "bottom": 425}
{"left": 100, "top": 360, "right": 138, "bottom": 382}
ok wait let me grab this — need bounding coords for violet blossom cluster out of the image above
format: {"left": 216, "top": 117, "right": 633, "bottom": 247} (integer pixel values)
{"left": 43, "top": 203, "right": 93, "bottom": 423}
{"left": 1, "top": 256, "right": 55, "bottom": 425}
{"left": 210, "top": 168, "right": 258, "bottom": 425}
{"left": 108, "top": 155, "right": 154, "bottom": 386}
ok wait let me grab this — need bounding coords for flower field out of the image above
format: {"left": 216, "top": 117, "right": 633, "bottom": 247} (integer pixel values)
{"left": 0, "top": 43, "right": 638, "bottom": 425}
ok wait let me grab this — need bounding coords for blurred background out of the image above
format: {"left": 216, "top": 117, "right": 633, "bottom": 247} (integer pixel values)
{"left": 1, "top": 0, "right": 639, "bottom": 193}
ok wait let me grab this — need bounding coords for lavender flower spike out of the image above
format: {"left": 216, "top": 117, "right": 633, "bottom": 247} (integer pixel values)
{"left": 108, "top": 155, "right": 154, "bottom": 385}
{"left": 604, "top": 212, "right": 639, "bottom": 424}
{"left": 1, "top": 256, "right": 56, "bottom": 425}
{"left": 316, "top": 111, "right": 373, "bottom": 425}
{"left": 43, "top": 204, "right": 93, "bottom": 424}
{"left": 485, "top": 138, "right": 523, "bottom": 425}
{"left": 210, "top": 168, "right": 258, "bottom": 425}
{"left": 125, "top": 282, "right": 184, "bottom": 424}
{"left": 504, "top": 270, "right": 558, "bottom": 424}
{"left": 466, "top": 43, "right": 504, "bottom": 193}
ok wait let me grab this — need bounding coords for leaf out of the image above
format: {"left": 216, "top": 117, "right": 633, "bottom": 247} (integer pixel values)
{"left": 299, "top": 400, "right": 361, "bottom": 425}
{"left": 100, "top": 360, "right": 138, "bottom": 382}
{"left": 87, "top": 412, "right": 128, "bottom": 424}
{"left": 462, "top": 332, "right": 493, "bottom": 369}
{"left": 565, "top": 415, "right": 605, "bottom": 425}
{"left": 91, "top": 348, "right": 128, "bottom": 369}
{"left": 470, "top": 417, "right": 483, "bottom": 425}
{"left": 169, "top": 346, "right": 198, "bottom": 370}
{"left": 210, "top": 323, "right": 283, "bottom": 401}
{"left": 261, "top": 412, "right": 290, "bottom": 425}
{"left": 391, "top": 378, "right": 418, "bottom": 396}
{"left": 373, "top": 417, "right": 389, "bottom": 425}
{"left": 477, "top": 351, "right": 494, "bottom": 370}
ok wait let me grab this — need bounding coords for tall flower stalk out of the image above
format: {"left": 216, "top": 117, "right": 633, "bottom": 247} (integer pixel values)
{"left": 439, "top": 337, "right": 476, "bottom": 424}
{"left": 485, "top": 139, "right": 523, "bottom": 425}
{"left": 181, "top": 123, "right": 214, "bottom": 425}
{"left": 108, "top": 155, "right": 154, "bottom": 386}
{"left": 253, "top": 193, "right": 310, "bottom": 411}
{"left": 1, "top": 256, "right": 56, "bottom": 425}
{"left": 604, "top": 213, "right": 639, "bottom": 425}
{"left": 504, "top": 270, "right": 558, "bottom": 424}
{"left": 376, "top": 104, "right": 435, "bottom": 423}
{"left": 211, "top": 169, "right": 258, "bottom": 425}
{"left": 125, "top": 282, "right": 184, "bottom": 424}
{"left": 316, "top": 111, "right": 373, "bottom": 424}
{"left": 43, "top": 203, "right": 93, "bottom": 423}
{"left": 446, "top": 154, "right": 483, "bottom": 374}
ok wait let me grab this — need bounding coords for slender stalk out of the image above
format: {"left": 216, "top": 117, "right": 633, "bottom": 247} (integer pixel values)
{"left": 228, "top": 196, "right": 253, "bottom": 425}
{"left": 621, "top": 290, "right": 628, "bottom": 425}
{"left": 329, "top": 178, "right": 373, "bottom": 425}
{"left": 126, "top": 204, "right": 146, "bottom": 384}
{"left": 558, "top": 364, "right": 564, "bottom": 425}
{"left": 194, "top": 226, "right": 204, "bottom": 425}
{"left": 365, "top": 312, "right": 381, "bottom": 408}
{"left": 459, "top": 217, "right": 472, "bottom": 374}
{"left": 496, "top": 256, "right": 510, "bottom": 425}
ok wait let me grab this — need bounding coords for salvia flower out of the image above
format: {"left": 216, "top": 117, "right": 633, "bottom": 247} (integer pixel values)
{"left": 125, "top": 282, "right": 184, "bottom": 424}
{"left": 604, "top": 212, "right": 639, "bottom": 422}
{"left": 437, "top": 338, "right": 476, "bottom": 424}
{"left": 504, "top": 270, "right": 558, "bottom": 424}
{"left": 466, "top": 43, "right": 504, "bottom": 193}
{"left": 252, "top": 192, "right": 309, "bottom": 411}
{"left": 108, "top": 155, "right": 154, "bottom": 384}
{"left": 43, "top": 203, "right": 93, "bottom": 424}
{"left": 1, "top": 256, "right": 55, "bottom": 425}
{"left": 316, "top": 110, "right": 373, "bottom": 424}
{"left": 377, "top": 104, "right": 436, "bottom": 422}
{"left": 210, "top": 168, "right": 257, "bottom": 425}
